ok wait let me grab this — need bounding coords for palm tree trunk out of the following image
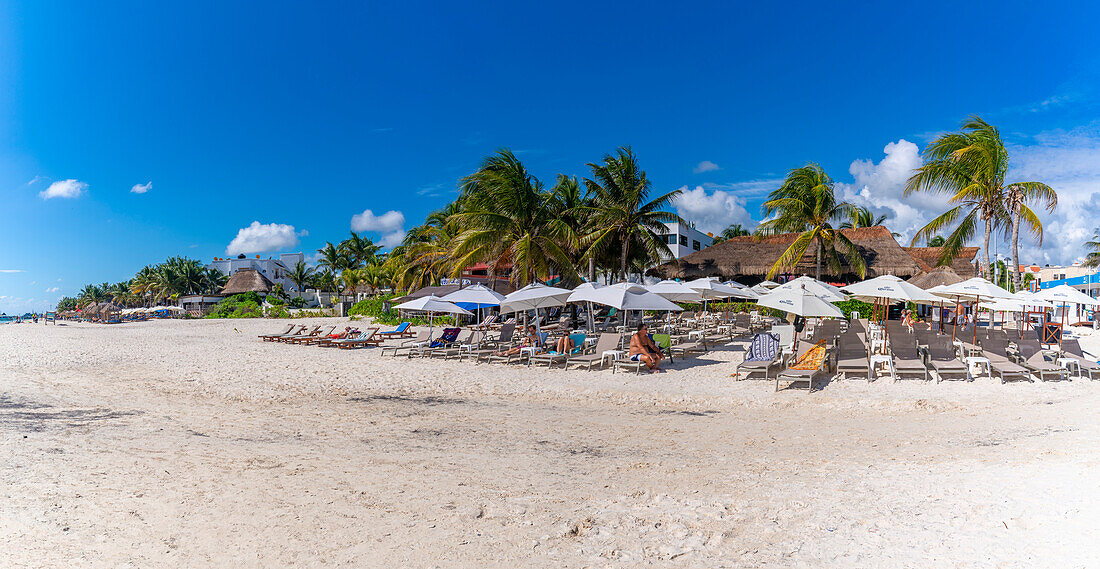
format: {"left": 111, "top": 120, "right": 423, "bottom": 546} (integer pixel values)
{"left": 588, "top": 257, "right": 595, "bottom": 283}
{"left": 815, "top": 238, "right": 822, "bottom": 281}
{"left": 982, "top": 217, "right": 992, "bottom": 280}
{"left": 619, "top": 232, "right": 629, "bottom": 283}
{"left": 1010, "top": 212, "right": 1022, "bottom": 292}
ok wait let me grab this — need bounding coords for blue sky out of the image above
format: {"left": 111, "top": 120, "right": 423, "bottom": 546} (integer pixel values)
{"left": 3, "top": 1, "right": 1100, "bottom": 313}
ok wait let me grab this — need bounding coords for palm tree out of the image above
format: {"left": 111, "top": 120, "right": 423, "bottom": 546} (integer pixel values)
{"left": 906, "top": 116, "right": 1054, "bottom": 284}
{"left": 287, "top": 260, "right": 315, "bottom": 293}
{"left": 927, "top": 235, "right": 946, "bottom": 247}
{"left": 583, "top": 146, "right": 681, "bottom": 281}
{"left": 712, "top": 223, "right": 751, "bottom": 243}
{"left": 338, "top": 232, "right": 381, "bottom": 269}
{"left": 452, "top": 149, "right": 576, "bottom": 286}
{"left": 316, "top": 242, "right": 350, "bottom": 274}
{"left": 549, "top": 174, "right": 592, "bottom": 283}
{"left": 1085, "top": 228, "right": 1100, "bottom": 268}
{"left": 839, "top": 206, "right": 887, "bottom": 229}
{"left": 755, "top": 163, "right": 867, "bottom": 281}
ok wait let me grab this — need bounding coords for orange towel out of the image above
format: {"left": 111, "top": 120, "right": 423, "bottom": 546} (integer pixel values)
{"left": 789, "top": 340, "right": 827, "bottom": 370}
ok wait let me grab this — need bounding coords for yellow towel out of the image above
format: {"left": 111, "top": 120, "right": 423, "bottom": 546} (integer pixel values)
{"left": 789, "top": 340, "right": 827, "bottom": 370}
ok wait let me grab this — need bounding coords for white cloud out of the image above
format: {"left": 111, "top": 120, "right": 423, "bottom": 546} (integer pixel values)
{"left": 693, "top": 160, "right": 721, "bottom": 174}
{"left": 379, "top": 231, "right": 407, "bottom": 249}
{"left": 0, "top": 269, "right": 24, "bottom": 273}
{"left": 835, "top": 139, "right": 942, "bottom": 245}
{"left": 25, "top": 175, "right": 46, "bottom": 186}
{"left": 45, "top": 287, "right": 59, "bottom": 293}
{"left": 39, "top": 179, "right": 87, "bottom": 199}
{"left": 672, "top": 185, "right": 755, "bottom": 235}
{"left": 225, "top": 221, "right": 301, "bottom": 256}
{"left": 130, "top": 181, "right": 152, "bottom": 194}
{"left": 351, "top": 208, "right": 406, "bottom": 248}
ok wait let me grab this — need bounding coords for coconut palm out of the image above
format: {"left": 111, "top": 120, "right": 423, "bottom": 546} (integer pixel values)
{"left": 839, "top": 206, "right": 888, "bottom": 229}
{"left": 316, "top": 242, "right": 350, "bottom": 274}
{"left": 338, "top": 232, "right": 381, "bottom": 269}
{"left": 452, "top": 149, "right": 576, "bottom": 286}
{"left": 927, "top": 235, "right": 946, "bottom": 247}
{"left": 582, "top": 146, "right": 681, "bottom": 281}
{"left": 755, "top": 163, "right": 867, "bottom": 280}
{"left": 906, "top": 115, "right": 1054, "bottom": 284}
{"left": 287, "top": 259, "right": 315, "bottom": 293}
{"left": 712, "top": 223, "right": 751, "bottom": 243}
{"left": 549, "top": 174, "right": 593, "bottom": 283}
{"left": 1085, "top": 228, "right": 1100, "bottom": 268}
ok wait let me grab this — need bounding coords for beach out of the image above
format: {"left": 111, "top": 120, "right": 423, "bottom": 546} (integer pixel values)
{"left": 2, "top": 318, "right": 1099, "bottom": 567}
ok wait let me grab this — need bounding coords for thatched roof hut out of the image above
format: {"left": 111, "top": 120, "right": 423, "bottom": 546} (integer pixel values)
{"left": 649, "top": 226, "right": 924, "bottom": 283}
{"left": 904, "top": 247, "right": 978, "bottom": 278}
{"left": 908, "top": 266, "right": 964, "bottom": 289}
{"left": 391, "top": 284, "right": 462, "bottom": 303}
{"left": 220, "top": 269, "right": 274, "bottom": 295}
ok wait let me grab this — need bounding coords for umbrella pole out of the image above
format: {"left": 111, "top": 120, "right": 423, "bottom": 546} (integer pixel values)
{"left": 951, "top": 299, "right": 959, "bottom": 343}
{"left": 973, "top": 295, "right": 979, "bottom": 345}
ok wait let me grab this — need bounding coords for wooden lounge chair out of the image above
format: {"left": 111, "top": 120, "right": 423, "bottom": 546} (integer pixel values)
{"left": 1015, "top": 338, "right": 1068, "bottom": 381}
{"left": 259, "top": 324, "right": 297, "bottom": 341}
{"left": 314, "top": 328, "right": 363, "bottom": 347}
{"left": 736, "top": 332, "right": 783, "bottom": 380}
{"left": 1059, "top": 339, "right": 1099, "bottom": 380}
{"left": 834, "top": 331, "right": 870, "bottom": 380}
{"left": 889, "top": 332, "right": 929, "bottom": 381}
{"left": 980, "top": 338, "right": 1032, "bottom": 384}
{"left": 377, "top": 322, "right": 414, "bottom": 339}
{"left": 334, "top": 328, "right": 382, "bottom": 349}
{"left": 926, "top": 337, "right": 969, "bottom": 382}
{"left": 775, "top": 340, "right": 828, "bottom": 393}
{"left": 289, "top": 325, "right": 337, "bottom": 344}
{"left": 262, "top": 324, "right": 307, "bottom": 342}
{"left": 564, "top": 333, "right": 621, "bottom": 370}
{"left": 380, "top": 332, "right": 431, "bottom": 357}
{"left": 670, "top": 335, "right": 708, "bottom": 358}
{"left": 277, "top": 325, "right": 322, "bottom": 343}
{"left": 428, "top": 330, "right": 476, "bottom": 359}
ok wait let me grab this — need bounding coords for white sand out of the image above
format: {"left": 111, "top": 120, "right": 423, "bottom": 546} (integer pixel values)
{"left": 2, "top": 318, "right": 1099, "bottom": 567}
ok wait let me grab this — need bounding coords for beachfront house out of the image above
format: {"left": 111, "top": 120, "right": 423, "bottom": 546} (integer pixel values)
{"left": 657, "top": 221, "right": 714, "bottom": 260}
{"left": 207, "top": 253, "right": 304, "bottom": 292}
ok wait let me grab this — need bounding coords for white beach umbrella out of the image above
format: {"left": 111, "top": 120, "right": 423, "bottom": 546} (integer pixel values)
{"left": 164, "top": 305, "right": 184, "bottom": 312}
{"left": 756, "top": 285, "right": 843, "bottom": 318}
{"left": 1033, "top": 284, "right": 1100, "bottom": 307}
{"left": 500, "top": 283, "right": 573, "bottom": 333}
{"left": 750, "top": 284, "right": 773, "bottom": 295}
{"left": 569, "top": 282, "right": 681, "bottom": 311}
{"left": 774, "top": 276, "right": 848, "bottom": 303}
{"left": 568, "top": 282, "right": 605, "bottom": 331}
{"left": 932, "top": 278, "right": 1015, "bottom": 343}
{"left": 441, "top": 283, "right": 506, "bottom": 331}
{"left": 646, "top": 280, "right": 703, "bottom": 302}
{"left": 757, "top": 280, "right": 781, "bottom": 289}
{"left": 686, "top": 277, "right": 757, "bottom": 299}
{"left": 840, "top": 275, "right": 940, "bottom": 304}
{"left": 395, "top": 295, "right": 473, "bottom": 336}
{"left": 1011, "top": 290, "right": 1055, "bottom": 309}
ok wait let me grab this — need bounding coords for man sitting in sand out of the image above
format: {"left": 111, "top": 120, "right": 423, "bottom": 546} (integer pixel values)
{"left": 493, "top": 325, "right": 541, "bottom": 357}
{"left": 628, "top": 323, "right": 664, "bottom": 372}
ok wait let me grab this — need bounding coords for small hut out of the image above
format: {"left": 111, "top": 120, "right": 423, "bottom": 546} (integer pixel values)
{"left": 908, "top": 266, "right": 964, "bottom": 289}
{"left": 219, "top": 269, "right": 275, "bottom": 296}
{"left": 649, "top": 226, "right": 924, "bottom": 283}
{"left": 903, "top": 246, "right": 979, "bottom": 278}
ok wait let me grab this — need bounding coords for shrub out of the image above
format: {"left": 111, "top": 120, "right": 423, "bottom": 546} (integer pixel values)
{"left": 265, "top": 305, "right": 290, "bottom": 318}
{"left": 288, "top": 296, "right": 305, "bottom": 309}
{"left": 267, "top": 296, "right": 286, "bottom": 306}
{"left": 835, "top": 299, "right": 874, "bottom": 319}
{"left": 348, "top": 294, "right": 452, "bottom": 326}
{"left": 205, "top": 293, "right": 264, "bottom": 318}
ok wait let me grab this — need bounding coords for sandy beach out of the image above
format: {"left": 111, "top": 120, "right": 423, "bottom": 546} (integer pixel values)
{"left": 2, "top": 318, "right": 1099, "bottom": 567}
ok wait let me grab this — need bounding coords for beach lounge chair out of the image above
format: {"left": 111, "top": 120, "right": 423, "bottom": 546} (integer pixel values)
{"left": 409, "top": 328, "right": 461, "bottom": 358}
{"left": 428, "top": 330, "right": 476, "bottom": 359}
{"left": 289, "top": 325, "right": 337, "bottom": 344}
{"left": 735, "top": 332, "right": 782, "bottom": 380}
{"left": 262, "top": 324, "right": 307, "bottom": 342}
{"left": 377, "top": 322, "right": 414, "bottom": 339}
{"left": 529, "top": 332, "right": 586, "bottom": 368}
{"left": 980, "top": 338, "right": 1032, "bottom": 384}
{"left": 336, "top": 328, "right": 383, "bottom": 349}
{"left": 470, "top": 314, "right": 498, "bottom": 331}
{"left": 1015, "top": 338, "right": 1068, "bottom": 381}
{"left": 277, "top": 325, "right": 322, "bottom": 343}
{"left": 462, "top": 323, "right": 518, "bottom": 362}
{"left": 259, "top": 324, "right": 297, "bottom": 341}
{"left": 483, "top": 329, "right": 543, "bottom": 364}
{"left": 1059, "top": 339, "right": 1099, "bottom": 380}
{"left": 564, "top": 333, "right": 621, "bottom": 370}
{"left": 775, "top": 340, "right": 827, "bottom": 393}
{"left": 926, "top": 337, "right": 969, "bottom": 382}
{"left": 834, "top": 331, "right": 870, "bottom": 381}
{"left": 380, "top": 331, "right": 432, "bottom": 357}
{"left": 670, "top": 335, "right": 708, "bottom": 358}
{"left": 889, "top": 332, "right": 930, "bottom": 381}
{"left": 314, "top": 328, "right": 362, "bottom": 347}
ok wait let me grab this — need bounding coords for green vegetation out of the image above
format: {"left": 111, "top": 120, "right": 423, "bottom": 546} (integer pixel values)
{"left": 205, "top": 293, "right": 264, "bottom": 318}
{"left": 347, "top": 294, "right": 451, "bottom": 325}
{"left": 834, "top": 299, "right": 875, "bottom": 319}
{"left": 906, "top": 115, "right": 1056, "bottom": 288}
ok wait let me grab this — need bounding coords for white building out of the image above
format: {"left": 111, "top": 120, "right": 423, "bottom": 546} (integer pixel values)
{"left": 657, "top": 221, "right": 714, "bottom": 260}
{"left": 207, "top": 253, "right": 305, "bottom": 291}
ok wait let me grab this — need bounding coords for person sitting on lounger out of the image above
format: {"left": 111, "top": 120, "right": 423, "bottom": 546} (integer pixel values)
{"left": 628, "top": 323, "right": 664, "bottom": 372}
{"left": 493, "top": 325, "right": 540, "bottom": 357}
{"left": 552, "top": 329, "right": 575, "bottom": 354}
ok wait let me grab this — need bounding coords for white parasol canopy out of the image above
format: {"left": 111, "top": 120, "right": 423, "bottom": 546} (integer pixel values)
{"left": 1034, "top": 284, "right": 1100, "bottom": 306}
{"left": 933, "top": 277, "right": 1015, "bottom": 302}
{"left": 840, "top": 275, "right": 940, "bottom": 304}
{"left": 569, "top": 282, "right": 682, "bottom": 311}
{"left": 774, "top": 276, "right": 848, "bottom": 303}
{"left": 441, "top": 283, "right": 506, "bottom": 307}
{"left": 1011, "top": 289, "right": 1055, "bottom": 309}
{"left": 646, "top": 280, "right": 703, "bottom": 302}
{"left": 757, "top": 280, "right": 781, "bottom": 289}
{"left": 500, "top": 283, "right": 573, "bottom": 313}
{"left": 685, "top": 277, "right": 756, "bottom": 300}
{"left": 756, "top": 285, "right": 843, "bottom": 318}
{"left": 395, "top": 295, "right": 474, "bottom": 316}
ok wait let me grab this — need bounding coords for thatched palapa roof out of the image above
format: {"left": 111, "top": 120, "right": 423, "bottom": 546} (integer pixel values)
{"left": 650, "top": 226, "right": 924, "bottom": 281}
{"left": 904, "top": 247, "right": 978, "bottom": 278}
{"left": 908, "top": 266, "right": 964, "bottom": 289}
{"left": 220, "top": 269, "right": 274, "bottom": 295}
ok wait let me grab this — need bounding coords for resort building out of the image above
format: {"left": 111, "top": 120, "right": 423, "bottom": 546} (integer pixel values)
{"left": 657, "top": 221, "right": 714, "bottom": 260}
{"left": 207, "top": 253, "right": 304, "bottom": 291}
{"left": 650, "top": 226, "right": 978, "bottom": 285}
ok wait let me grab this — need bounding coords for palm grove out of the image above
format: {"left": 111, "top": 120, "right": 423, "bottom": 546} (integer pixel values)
{"left": 57, "top": 117, "right": 1066, "bottom": 312}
